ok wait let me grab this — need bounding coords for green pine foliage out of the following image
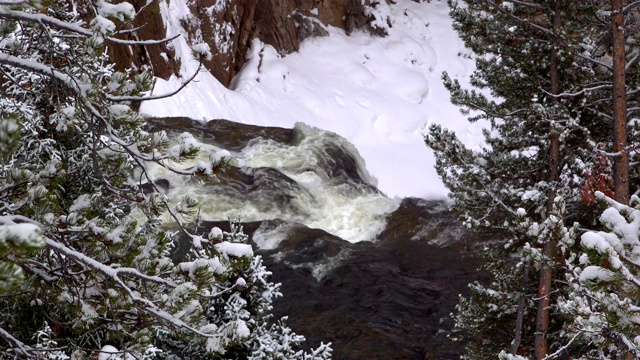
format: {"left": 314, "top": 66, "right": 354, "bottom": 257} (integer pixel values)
{"left": 557, "top": 193, "right": 640, "bottom": 359}
{"left": 0, "top": 1, "right": 331, "bottom": 359}
{"left": 425, "top": 1, "right": 634, "bottom": 358}
{"left": 452, "top": 245, "right": 535, "bottom": 359}
{"left": 428, "top": 0, "right": 608, "bottom": 232}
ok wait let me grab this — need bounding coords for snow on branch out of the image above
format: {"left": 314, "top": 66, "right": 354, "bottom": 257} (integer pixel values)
{"left": 0, "top": 53, "right": 77, "bottom": 93}
{"left": 0, "top": 0, "right": 28, "bottom": 5}
{"left": 44, "top": 238, "right": 221, "bottom": 341}
{"left": 485, "top": 0, "right": 555, "bottom": 36}
{"left": 106, "top": 62, "right": 202, "bottom": 103}
{"left": 0, "top": 326, "right": 34, "bottom": 357}
{"left": 0, "top": 8, "right": 179, "bottom": 46}
{"left": 0, "top": 16, "right": 199, "bottom": 109}
{"left": 623, "top": 1, "right": 640, "bottom": 13}
{"left": 575, "top": 53, "right": 614, "bottom": 71}
{"left": 545, "top": 84, "right": 613, "bottom": 98}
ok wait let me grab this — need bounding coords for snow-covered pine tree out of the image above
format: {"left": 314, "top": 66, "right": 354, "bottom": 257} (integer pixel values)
{"left": 425, "top": 1, "right": 619, "bottom": 358}
{"left": 554, "top": 192, "right": 640, "bottom": 359}
{"left": 553, "top": 3, "right": 640, "bottom": 357}
{"left": 0, "top": 1, "right": 331, "bottom": 358}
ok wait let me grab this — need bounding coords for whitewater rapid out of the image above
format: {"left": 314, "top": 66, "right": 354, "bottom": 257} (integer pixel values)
{"left": 148, "top": 121, "right": 400, "bottom": 244}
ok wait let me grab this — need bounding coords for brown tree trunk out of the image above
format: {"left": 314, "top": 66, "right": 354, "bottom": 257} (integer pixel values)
{"left": 611, "top": 0, "right": 629, "bottom": 204}
{"left": 511, "top": 265, "right": 530, "bottom": 355}
{"left": 535, "top": 2, "right": 562, "bottom": 359}
{"left": 611, "top": 5, "right": 633, "bottom": 359}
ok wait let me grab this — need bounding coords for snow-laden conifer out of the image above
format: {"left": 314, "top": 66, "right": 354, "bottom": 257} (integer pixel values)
{"left": 425, "top": 1, "right": 635, "bottom": 358}
{"left": 557, "top": 192, "right": 640, "bottom": 359}
{"left": 0, "top": 0, "right": 331, "bottom": 358}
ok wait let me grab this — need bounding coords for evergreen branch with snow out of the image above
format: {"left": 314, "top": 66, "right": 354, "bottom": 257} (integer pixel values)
{"left": 0, "top": 1, "right": 332, "bottom": 358}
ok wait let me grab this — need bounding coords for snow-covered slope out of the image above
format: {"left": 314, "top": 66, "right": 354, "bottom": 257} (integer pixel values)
{"left": 142, "top": 0, "right": 484, "bottom": 199}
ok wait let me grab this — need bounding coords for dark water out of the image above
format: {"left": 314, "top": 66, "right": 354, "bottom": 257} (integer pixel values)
{"left": 266, "top": 199, "right": 481, "bottom": 360}
{"left": 188, "top": 199, "right": 483, "bottom": 360}
{"left": 147, "top": 118, "right": 486, "bottom": 360}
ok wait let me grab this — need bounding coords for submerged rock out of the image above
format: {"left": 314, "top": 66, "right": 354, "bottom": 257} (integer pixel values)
{"left": 266, "top": 201, "right": 483, "bottom": 360}
{"left": 378, "top": 197, "right": 476, "bottom": 249}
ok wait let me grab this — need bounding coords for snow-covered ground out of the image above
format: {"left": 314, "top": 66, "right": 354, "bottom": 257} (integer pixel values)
{"left": 142, "top": 0, "right": 485, "bottom": 199}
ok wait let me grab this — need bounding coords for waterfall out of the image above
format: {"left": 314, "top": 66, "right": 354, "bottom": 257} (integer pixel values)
{"left": 147, "top": 120, "right": 400, "bottom": 244}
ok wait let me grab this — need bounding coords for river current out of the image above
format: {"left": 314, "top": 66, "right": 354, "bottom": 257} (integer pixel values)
{"left": 145, "top": 117, "right": 485, "bottom": 359}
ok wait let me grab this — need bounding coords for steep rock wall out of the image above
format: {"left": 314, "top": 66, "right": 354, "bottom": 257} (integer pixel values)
{"left": 103, "top": 0, "right": 387, "bottom": 86}
{"left": 108, "top": 0, "right": 180, "bottom": 79}
{"left": 75, "top": 0, "right": 179, "bottom": 79}
{"left": 179, "top": 0, "right": 384, "bottom": 86}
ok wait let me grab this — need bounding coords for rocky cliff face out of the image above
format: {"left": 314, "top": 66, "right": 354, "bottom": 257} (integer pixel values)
{"left": 74, "top": 0, "right": 179, "bottom": 79}
{"left": 102, "top": 0, "right": 388, "bottom": 86}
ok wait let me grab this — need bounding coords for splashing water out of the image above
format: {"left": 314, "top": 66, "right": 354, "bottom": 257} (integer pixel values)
{"left": 149, "top": 122, "right": 400, "bottom": 243}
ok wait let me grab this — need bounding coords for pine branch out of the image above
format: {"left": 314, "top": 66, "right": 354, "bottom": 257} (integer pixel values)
{"left": 623, "top": 1, "right": 640, "bottom": 13}
{"left": 106, "top": 63, "right": 202, "bottom": 103}
{"left": 0, "top": 8, "right": 179, "bottom": 46}
{"left": 485, "top": 0, "right": 555, "bottom": 36}
{"left": 44, "top": 238, "right": 219, "bottom": 338}
{"left": 0, "top": 325, "right": 34, "bottom": 357}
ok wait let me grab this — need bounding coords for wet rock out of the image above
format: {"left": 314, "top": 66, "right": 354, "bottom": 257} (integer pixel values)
{"left": 317, "top": 140, "right": 372, "bottom": 187}
{"left": 262, "top": 207, "right": 482, "bottom": 359}
{"left": 146, "top": 117, "right": 380, "bottom": 191}
{"left": 253, "top": 221, "right": 356, "bottom": 281}
{"left": 216, "top": 166, "right": 299, "bottom": 195}
{"left": 168, "top": 202, "right": 482, "bottom": 360}
{"left": 173, "top": 200, "right": 482, "bottom": 359}
{"left": 140, "top": 178, "right": 171, "bottom": 194}
{"left": 145, "top": 117, "right": 294, "bottom": 151}
{"left": 289, "top": 123, "right": 380, "bottom": 190}
{"left": 209, "top": 166, "right": 311, "bottom": 217}
{"left": 378, "top": 197, "right": 473, "bottom": 248}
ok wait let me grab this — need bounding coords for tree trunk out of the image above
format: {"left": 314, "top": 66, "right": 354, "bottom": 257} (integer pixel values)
{"left": 611, "top": 0, "right": 629, "bottom": 204}
{"left": 611, "top": 5, "right": 633, "bottom": 359}
{"left": 511, "top": 265, "right": 530, "bottom": 355}
{"left": 535, "top": 2, "right": 562, "bottom": 359}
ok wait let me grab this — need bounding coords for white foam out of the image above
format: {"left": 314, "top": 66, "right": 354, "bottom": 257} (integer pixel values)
{"left": 149, "top": 125, "right": 399, "bottom": 243}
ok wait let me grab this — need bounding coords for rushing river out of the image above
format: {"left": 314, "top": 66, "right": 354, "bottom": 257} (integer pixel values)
{"left": 147, "top": 119, "right": 399, "bottom": 243}
{"left": 145, "top": 117, "right": 485, "bottom": 359}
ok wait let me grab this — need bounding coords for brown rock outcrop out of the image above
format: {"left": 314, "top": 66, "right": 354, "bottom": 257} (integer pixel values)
{"left": 184, "top": 0, "right": 377, "bottom": 86}
{"left": 101, "top": 0, "right": 388, "bottom": 86}
{"left": 108, "top": 0, "right": 180, "bottom": 79}
{"left": 74, "top": 0, "right": 180, "bottom": 79}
